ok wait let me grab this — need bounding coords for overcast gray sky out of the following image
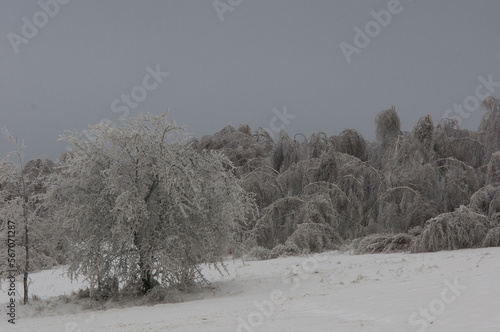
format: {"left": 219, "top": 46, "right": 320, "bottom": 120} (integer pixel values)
{"left": 1, "top": 0, "right": 499, "bottom": 161}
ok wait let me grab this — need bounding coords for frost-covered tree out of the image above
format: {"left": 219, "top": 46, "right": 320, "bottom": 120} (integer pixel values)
{"left": 331, "top": 129, "right": 367, "bottom": 161}
{"left": 487, "top": 151, "right": 500, "bottom": 185}
{"left": 194, "top": 124, "right": 272, "bottom": 176}
{"left": 410, "top": 206, "right": 491, "bottom": 253}
{"left": 479, "top": 96, "right": 500, "bottom": 162}
{"left": 438, "top": 157, "right": 479, "bottom": 211}
{"left": 435, "top": 119, "right": 485, "bottom": 169}
{"left": 0, "top": 131, "right": 55, "bottom": 304}
{"left": 271, "top": 131, "right": 305, "bottom": 172}
{"left": 241, "top": 166, "right": 283, "bottom": 210}
{"left": 308, "top": 132, "right": 329, "bottom": 159}
{"left": 375, "top": 106, "right": 401, "bottom": 145}
{"left": 45, "top": 113, "right": 256, "bottom": 295}
{"left": 371, "top": 106, "right": 403, "bottom": 169}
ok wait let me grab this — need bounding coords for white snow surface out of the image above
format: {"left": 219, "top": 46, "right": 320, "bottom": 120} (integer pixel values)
{"left": 1, "top": 248, "right": 500, "bottom": 331}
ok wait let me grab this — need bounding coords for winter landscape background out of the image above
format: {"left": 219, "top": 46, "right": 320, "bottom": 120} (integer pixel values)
{"left": 1, "top": 1, "right": 500, "bottom": 331}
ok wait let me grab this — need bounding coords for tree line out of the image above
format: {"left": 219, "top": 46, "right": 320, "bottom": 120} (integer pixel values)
{"left": 1, "top": 96, "right": 499, "bottom": 302}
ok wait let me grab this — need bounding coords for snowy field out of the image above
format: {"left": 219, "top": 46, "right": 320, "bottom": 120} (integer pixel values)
{"left": 1, "top": 247, "right": 500, "bottom": 332}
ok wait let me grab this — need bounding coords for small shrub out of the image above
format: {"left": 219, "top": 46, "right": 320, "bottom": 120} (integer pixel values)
{"left": 59, "top": 294, "right": 71, "bottom": 304}
{"left": 247, "top": 246, "right": 273, "bottom": 260}
{"left": 143, "top": 286, "right": 182, "bottom": 305}
{"left": 119, "top": 280, "right": 144, "bottom": 298}
{"left": 353, "top": 233, "right": 413, "bottom": 254}
{"left": 270, "top": 242, "right": 300, "bottom": 257}
{"left": 34, "top": 304, "right": 44, "bottom": 314}
{"left": 246, "top": 242, "right": 300, "bottom": 260}
{"left": 96, "top": 276, "right": 119, "bottom": 301}
{"left": 76, "top": 288, "right": 91, "bottom": 299}
{"left": 286, "top": 223, "right": 341, "bottom": 253}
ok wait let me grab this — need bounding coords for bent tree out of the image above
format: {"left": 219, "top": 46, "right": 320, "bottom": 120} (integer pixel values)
{"left": 45, "top": 113, "right": 255, "bottom": 295}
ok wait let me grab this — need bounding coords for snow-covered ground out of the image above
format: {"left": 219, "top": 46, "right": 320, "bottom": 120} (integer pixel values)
{"left": 1, "top": 248, "right": 500, "bottom": 332}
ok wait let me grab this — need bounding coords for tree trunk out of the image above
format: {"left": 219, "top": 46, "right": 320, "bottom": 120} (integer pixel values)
{"left": 22, "top": 175, "right": 29, "bottom": 305}
{"left": 140, "top": 268, "right": 155, "bottom": 294}
{"left": 24, "top": 219, "right": 29, "bottom": 304}
{"left": 134, "top": 231, "right": 155, "bottom": 294}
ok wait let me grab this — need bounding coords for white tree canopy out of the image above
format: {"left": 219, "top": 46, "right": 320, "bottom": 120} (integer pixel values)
{"left": 45, "top": 113, "right": 256, "bottom": 294}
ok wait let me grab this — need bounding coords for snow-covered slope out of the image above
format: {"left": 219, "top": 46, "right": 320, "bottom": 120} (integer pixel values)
{"left": 1, "top": 248, "right": 500, "bottom": 332}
